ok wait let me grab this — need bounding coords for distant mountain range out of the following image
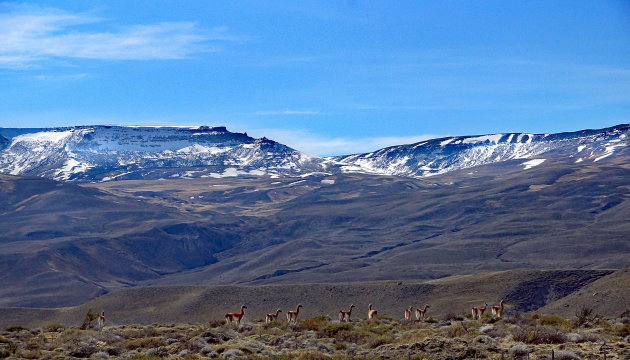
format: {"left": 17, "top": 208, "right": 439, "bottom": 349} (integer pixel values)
{"left": 0, "top": 124, "right": 628, "bottom": 182}
{"left": 0, "top": 124, "right": 629, "bottom": 308}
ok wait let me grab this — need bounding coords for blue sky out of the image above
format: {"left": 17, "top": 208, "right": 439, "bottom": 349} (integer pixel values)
{"left": 1, "top": 1, "right": 629, "bottom": 156}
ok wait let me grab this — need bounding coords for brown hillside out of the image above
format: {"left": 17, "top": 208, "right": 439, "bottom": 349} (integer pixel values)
{"left": 0, "top": 269, "right": 620, "bottom": 328}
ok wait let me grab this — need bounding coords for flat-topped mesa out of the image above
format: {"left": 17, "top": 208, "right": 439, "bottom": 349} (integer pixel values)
{"left": 0, "top": 125, "right": 325, "bottom": 182}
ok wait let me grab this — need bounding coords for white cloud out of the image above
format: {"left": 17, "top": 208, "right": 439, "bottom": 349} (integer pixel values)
{"left": 0, "top": 4, "right": 232, "bottom": 68}
{"left": 245, "top": 128, "right": 442, "bottom": 156}
{"left": 254, "top": 109, "right": 319, "bottom": 115}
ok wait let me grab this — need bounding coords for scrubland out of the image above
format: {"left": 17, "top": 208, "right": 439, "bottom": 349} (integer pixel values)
{"left": 0, "top": 308, "right": 628, "bottom": 359}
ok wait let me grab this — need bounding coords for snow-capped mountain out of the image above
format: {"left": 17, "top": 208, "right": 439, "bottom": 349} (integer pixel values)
{"left": 0, "top": 126, "right": 325, "bottom": 182}
{"left": 0, "top": 124, "right": 628, "bottom": 182}
{"left": 335, "top": 124, "right": 630, "bottom": 177}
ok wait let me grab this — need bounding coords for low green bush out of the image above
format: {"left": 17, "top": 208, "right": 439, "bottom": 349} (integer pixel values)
{"left": 611, "top": 323, "right": 630, "bottom": 337}
{"left": 2, "top": 326, "right": 28, "bottom": 332}
{"left": 538, "top": 315, "right": 569, "bottom": 327}
{"left": 300, "top": 315, "right": 331, "bottom": 331}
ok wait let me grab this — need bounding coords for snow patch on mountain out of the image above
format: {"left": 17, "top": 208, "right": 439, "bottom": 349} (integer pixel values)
{"left": 462, "top": 133, "right": 503, "bottom": 144}
{"left": 522, "top": 159, "right": 546, "bottom": 169}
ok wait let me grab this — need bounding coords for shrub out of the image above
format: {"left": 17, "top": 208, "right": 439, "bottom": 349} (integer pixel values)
{"left": 300, "top": 316, "right": 330, "bottom": 332}
{"left": 509, "top": 343, "right": 531, "bottom": 357}
{"left": 124, "top": 337, "right": 167, "bottom": 350}
{"left": 480, "top": 325, "right": 506, "bottom": 338}
{"left": 539, "top": 315, "right": 569, "bottom": 327}
{"left": 44, "top": 324, "right": 64, "bottom": 332}
{"left": 223, "top": 348, "right": 244, "bottom": 358}
{"left": 367, "top": 334, "right": 394, "bottom": 349}
{"left": 90, "top": 351, "right": 110, "bottom": 360}
{"left": 67, "top": 338, "right": 99, "bottom": 358}
{"left": 320, "top": 323, "right": 353, "bottom": 337}
{"left": 127, "top": 356, "right": 164, "bottom": 360}
{"left": 444, "top": 323, "right": 467, "bottom": 338}
{"left": 147, "top": 346, "right": 169, "bottom": 357}
{"left": 3, "top": 326, "right": 28, "bottom": 332}
{"left": 574, "top": 305, "right": 595, "bottom": 327}
{"left": 524, "top": 326, "right": 567, "bottom": 344}
{"left": 16, "top": 350, "right": 42, "bottom": 359}
{"left": 553, "top": 350, "right": 580, "bottom": 360}
{"left": 512, "top": 327, "right": 529, "bottom": 343}
{"left": 611, "top": 323, "right": 630, "bottom": 338}
{"left": 207, "top": 319, "right": 225, "bottom": 328}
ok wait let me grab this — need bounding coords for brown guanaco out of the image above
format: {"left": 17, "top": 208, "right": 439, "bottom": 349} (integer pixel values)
{"left": 339, "top": 304, "right": 355, "bottom": 322}
{"left": 225, "top": 305, "right": 247, "bottom": 325}
{"left": 286, "top": 304, "right": 302, "bottom": 324}
{"left": 265, "top": 309, "right": 282, "bottom": 324}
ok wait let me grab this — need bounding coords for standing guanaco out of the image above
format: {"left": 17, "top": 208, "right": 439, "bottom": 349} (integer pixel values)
{"left": 491, "top": 299, "right": 505, "bottom": 318}
{"left": 339, "top": 304, "right": 355, "bottom": 322}
{"left": 225, "top": 305, "right": 247, "bottom": 325}
{"left": 472, "top": 303, "right": 488, "bottom": 320}
{"left": 287, "top": 304, "right": 303, "bottom": 324}
{"left": 97, "top": 312, "right": 105, "bottom": 332}
{"left": 404, "top": 306, "right": 414, "bottom": 320}
{"left": 265, "top": 309, "right": 282, "bottom": 324}
{"left": 368, "top": 304, "right": 377, "bottom": 320}
{"left": 415, "top": 304, "right": 430, "bottom": 321}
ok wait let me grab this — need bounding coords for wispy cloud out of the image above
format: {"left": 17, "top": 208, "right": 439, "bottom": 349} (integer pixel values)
{"left": 0, "top": 4, "right": 234, "bottom": 68}
{"left": 246, "top": 128, "right": 442, "bottom": 156}
{"left": 254, "top": 109, "right": 319, "bottom": 115}
{"left": 30, "top": 73, "right": 88, "bottom": 81}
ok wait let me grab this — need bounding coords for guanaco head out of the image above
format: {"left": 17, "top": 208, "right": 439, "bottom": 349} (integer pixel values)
{"left": 350, "top": 304, "right": 355, "bottom": 309}
{"left": 297, "top": 304, "right": 303, "bottom": 309}
{"left": 368, "top": 303, "right": 373, "bottom": 309}
{"left": 277, "top": 309, "right": 282, "bottom": 313}
{"left": 425, "top": 304, "right": 430, "bottom": 308}
{"left": 241, "top": 305, "right": 247, "bottom": 309}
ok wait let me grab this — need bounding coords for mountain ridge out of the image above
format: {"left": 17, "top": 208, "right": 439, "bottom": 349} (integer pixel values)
{"left": 0, "top": 123, "right": 628, "bottom": 182}
{"left": 335, "top": 123, "right": 629, "bottom": 177}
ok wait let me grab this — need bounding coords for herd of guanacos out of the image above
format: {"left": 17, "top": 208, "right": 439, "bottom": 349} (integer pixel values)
{"left": 224, "top": 300, "right": 505, "bottom": 325}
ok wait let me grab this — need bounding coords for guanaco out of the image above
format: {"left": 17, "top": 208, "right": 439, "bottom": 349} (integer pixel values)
{"left": 225, "top": 305, "right": 247, "bottom": 325}
{"left": 491, "top": 299, "right": 504, "bottom": 318}
{"left": 339, "top": 304, "right": 355, "bottom": 322}
{"left": 368, "top": 304, "right": 377, "bottom": 319}
{"left": 415, "top": 304, "right": 429, "bottom": 321}
{"left": 404, "top": 305, "right": 414, "bottom": 320}
{"left": 472, "top": 303, "right": 488, "bottom": 320}
{"left": 287, "top": 304, "right": 302, "bottom": 324}
{"left": 97, "top": 312, "right": 105, "bottom": 332}
{"left": 265, "top": 309, "right": 282, "bottom": 324}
